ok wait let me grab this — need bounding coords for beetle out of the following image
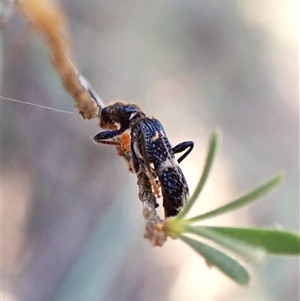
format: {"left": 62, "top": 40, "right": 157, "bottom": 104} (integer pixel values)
{"left": 93, "top": 102, "right": 194, "bottom": 218}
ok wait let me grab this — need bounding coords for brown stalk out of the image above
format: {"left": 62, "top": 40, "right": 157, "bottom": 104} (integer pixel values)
{"left": 16, "top": 0, "right": 102, "bottom": 119}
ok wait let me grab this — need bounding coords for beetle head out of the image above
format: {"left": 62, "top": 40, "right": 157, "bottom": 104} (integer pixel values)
{"left": 100, "top": 102, "right": 144, "bottom": 129}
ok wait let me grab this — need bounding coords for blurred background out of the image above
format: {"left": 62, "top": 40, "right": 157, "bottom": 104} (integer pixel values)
{"left": 2, "top": 0, "right": 299, "bottom": 300}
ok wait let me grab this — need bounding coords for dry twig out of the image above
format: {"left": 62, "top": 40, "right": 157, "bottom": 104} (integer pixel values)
{"left": 16, "top": 0, "right": 102, "bottom": 119}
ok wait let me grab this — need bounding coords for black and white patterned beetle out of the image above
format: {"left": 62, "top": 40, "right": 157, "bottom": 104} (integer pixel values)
{"left": 93, "top": 102, "right": 194, "bottom": 217}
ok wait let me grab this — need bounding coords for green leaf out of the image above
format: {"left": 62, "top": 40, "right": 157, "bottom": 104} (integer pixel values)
{"left": 176, "top": 130, "right": 220, "bottom": 220}
{"left": 183, "top": 225, "right": 266, "bottom": 263}
{"left": 186, "top": 173, "right": 285, "bottom": 223}
{"left": 180, "top": 235, "right": 250, "bottom": 285}
{"left": 201, "top": 227, "right": 300, "bottom": 255}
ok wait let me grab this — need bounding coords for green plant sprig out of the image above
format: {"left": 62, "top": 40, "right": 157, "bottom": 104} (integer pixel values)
{"left": 166, "top": 131, "right": 300, "bottom": 285}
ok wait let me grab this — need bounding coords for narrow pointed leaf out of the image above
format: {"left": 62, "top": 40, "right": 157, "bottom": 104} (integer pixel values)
{"left": 183, "top": 225, "right": 266, "bottom": 263}
{"left": 179, "top": 235, "right": 250, "bottom": 285}
{"left": 186, "top": 173, "right": 284, "bottom": 223}
{"left": 176, "top": 130, "right": 220, "bottom": 219}
{"left": 202, "top": 227, "right": 300, "bottom": 255}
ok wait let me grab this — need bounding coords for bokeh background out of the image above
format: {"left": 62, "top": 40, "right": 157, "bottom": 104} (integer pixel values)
{"left": 2, "top": 0, "right": 299, "bottom": 300}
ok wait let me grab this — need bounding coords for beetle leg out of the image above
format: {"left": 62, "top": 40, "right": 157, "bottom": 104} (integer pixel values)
{"left": 93, "top": 129, "right": 123, "bottom": 143}
{"left": 130, "top": 140, "right": 140, "bottom": 174}
{"left": 97, "top": 140, "right": 120, "bottom": 146}
{"left": 146, "top": 164, "right": 161, "bottom": 198}
{"left": 172, "top": 141, "right": 194, "bottom": 163}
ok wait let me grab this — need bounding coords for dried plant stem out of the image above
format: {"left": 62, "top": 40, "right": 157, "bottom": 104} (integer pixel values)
{"left": 16, "top": 0, "right": 101, "bottom": 119}
{"left": 137, "top": 170, "right": 166, "bottom": 246}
